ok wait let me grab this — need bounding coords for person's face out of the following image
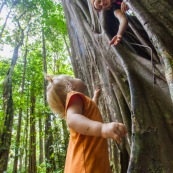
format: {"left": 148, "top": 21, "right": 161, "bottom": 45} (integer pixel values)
{"left": 93, "top": 0, "right": 112, "bottom": 12}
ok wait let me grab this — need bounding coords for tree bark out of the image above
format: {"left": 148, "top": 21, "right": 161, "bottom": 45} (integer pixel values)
{"left": 61, "top": 0, "right": 173, "bottom": 172}
{"left": 128, "top": 0, "right": 173, "bottom": 103}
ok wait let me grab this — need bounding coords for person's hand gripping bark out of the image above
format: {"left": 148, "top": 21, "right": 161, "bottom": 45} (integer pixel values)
{"left": 101, "top": 122, "right": 127, "bottom": 144}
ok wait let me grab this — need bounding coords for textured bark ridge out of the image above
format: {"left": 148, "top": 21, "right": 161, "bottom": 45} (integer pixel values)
{"left": 61, "top": 0, "right": 173, "bottom": 172}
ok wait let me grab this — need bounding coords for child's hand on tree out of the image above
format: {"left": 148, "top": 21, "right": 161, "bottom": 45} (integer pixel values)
{"left": 94, "top": 88, "right": 100, "bottom": 98}
{"left": 101, "top": 122, "right": 127, "bottom": 144}
{"left": 110, "top": 35, "right": 122, "bottom": 46}
{"left": 93, "top": 89, "right": 100, "bottom": 104}
{"left": 121, "top": 2, "right": 129, "bottom": 13}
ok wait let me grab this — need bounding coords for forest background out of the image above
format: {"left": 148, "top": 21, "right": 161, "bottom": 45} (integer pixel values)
{"left": 0, "top": 0, "right": 72, "bottom": 172}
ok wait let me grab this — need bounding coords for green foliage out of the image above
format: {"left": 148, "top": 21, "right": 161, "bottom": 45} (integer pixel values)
{"left": 0, "top": 59, "right": 11, "bottom": 133}
{"left": 0, "top": 0, "right": 73, "bottom": 172}
{"left": 37, "top": 162, "right": 47, "bottom": 173}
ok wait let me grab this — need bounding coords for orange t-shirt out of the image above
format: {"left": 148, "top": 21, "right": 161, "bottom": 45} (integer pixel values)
{"left": 64, "top": 91, "right": 112, "bottom": 173}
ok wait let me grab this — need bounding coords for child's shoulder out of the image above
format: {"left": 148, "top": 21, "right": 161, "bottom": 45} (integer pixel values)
{"left": 67, "top": 91, "right": 92, "bottom": 102}
{"left": 67, "top": 91, "right": 87, "bottom": 100}
{"left": 68, "top": 91, "right": 84, "bottom": 96}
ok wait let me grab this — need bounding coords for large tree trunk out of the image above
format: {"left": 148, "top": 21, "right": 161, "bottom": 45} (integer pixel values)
{"left": 128, "top": 0, "right": 173, "bottom": 102}
{"left": 61, "top": 0, "right": 173, "bottom": 172}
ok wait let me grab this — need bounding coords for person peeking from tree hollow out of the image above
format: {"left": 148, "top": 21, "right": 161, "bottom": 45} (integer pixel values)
{"left": 46, "top": 74, "right": 127, "bottom": 173}
{"left": 92, "top": 0, "right": 129, "bottom": 46}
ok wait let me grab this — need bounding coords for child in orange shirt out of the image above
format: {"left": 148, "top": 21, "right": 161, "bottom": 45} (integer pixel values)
{"left": 92, "top": 0, "right": 129, "bottom": 46}
{"left": 46, "top": 74, "right": 127, "bottom": 173}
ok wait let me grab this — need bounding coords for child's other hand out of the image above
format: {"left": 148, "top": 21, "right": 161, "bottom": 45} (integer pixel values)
{"left": 94, "top": 88, "right": 100, "bottom": 98}
{"left": 110, "top": 35, "right": 122, "bottom": 46}
{"left": 121, "top": 2, "right": 129, "bottom": 13}
{"left": 101, "top": 122, "right": 127, "bottom": 144}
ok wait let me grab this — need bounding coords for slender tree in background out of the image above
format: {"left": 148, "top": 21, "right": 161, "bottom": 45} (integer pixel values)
{"left": 38, "top": 112, "right": 44, "bottom": 165}
{"left": 0, "top": 8, "right": 12, "bottom": 39}
{"left": 0, "top": 18, "right": 24, "bottom": 171}
{"left": 42, "top": 29, "right": 56, "bottom": 172}
{"left": 13, "top": 46, "right": 28, "bottom": 173}
{"left": 61, "top": 0, "right": 173, "bottom": 172}
{"left": 23, "top": 89, "right": 30, "bottom": 172}
{"left": 28, "top": 87, "right": 37, "bottom": 173}
{"left": 0, "top": 0, "right": 6, "bottom": 13}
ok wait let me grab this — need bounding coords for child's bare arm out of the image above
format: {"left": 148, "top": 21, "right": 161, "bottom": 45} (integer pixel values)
{"left": 67, "top": 95, "right": 127, "bottom": 144}
{"left": 92, "top": 89, "right": 100, "bottom": 104}
{"left": 110, "top": 2, "right": 128, "bottom": 46}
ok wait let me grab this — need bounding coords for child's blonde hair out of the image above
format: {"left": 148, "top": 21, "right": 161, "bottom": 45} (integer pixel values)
{"left": 46, "top": 74, "right": 73, "bottom": 118}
